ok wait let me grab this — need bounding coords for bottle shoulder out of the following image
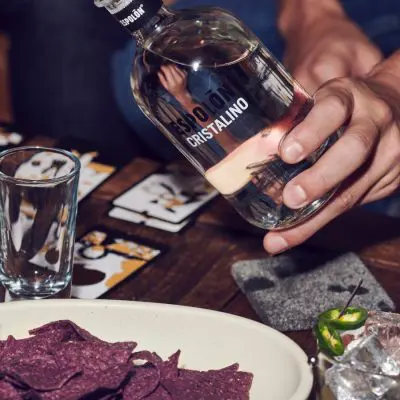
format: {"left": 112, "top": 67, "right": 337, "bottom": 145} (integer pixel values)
{"left": 134, "top": 6, "right": 258, "bottom": 68}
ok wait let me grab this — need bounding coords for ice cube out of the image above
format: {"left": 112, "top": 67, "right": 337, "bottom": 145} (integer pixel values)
{"left": 368, "top": 373, "right": 399, "bottom": 397}
{"left": 325, "top": 363, "right": 398, "bottom": 399}
{"left": 325, "top": 364, "right": 377, "bottom": 400}
{"left": 342, "top": 334, "right": 400, "bottom": 377}
{"left": 365, "top": 311, "right": 400, "bottom": 364}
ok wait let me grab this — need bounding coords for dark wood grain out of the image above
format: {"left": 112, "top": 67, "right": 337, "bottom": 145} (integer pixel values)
{"left": 5, "top": 138, "right": 400, "bottom": 399}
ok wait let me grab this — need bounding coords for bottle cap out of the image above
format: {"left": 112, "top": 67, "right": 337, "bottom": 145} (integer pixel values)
{"left": 95, "top": 0, "right": 163, "bottom": 33}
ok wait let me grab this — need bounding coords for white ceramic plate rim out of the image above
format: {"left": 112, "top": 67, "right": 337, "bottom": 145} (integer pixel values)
{"left": 0, "top": 299, "right": 313, "bottom": 400}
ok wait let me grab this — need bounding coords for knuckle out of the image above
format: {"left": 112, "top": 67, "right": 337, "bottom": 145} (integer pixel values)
{"left": 309, "top": 62, "right": 329, "bottom": 83}
{"left": 348, "top": 128, "right": 375, "bottom": 154}
{"left": 308, "top": 168, "right": 331, "bottom": 196}
{"left": 336, "top": 190, "right": 357, "bottom": 213}
{"left": 316, "top": 79, "right": 354, "bottom": 110}
{"left": 373, "top": 99, "right": 394, "bottom": 128}
{"left": 326, "top": 94, "right": 349, "bottom": 116}
{"left": 332, "top": 76, "right": 355, "bottom": 90}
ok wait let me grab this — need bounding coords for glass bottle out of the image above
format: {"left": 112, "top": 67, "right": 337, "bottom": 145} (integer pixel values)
{"left": 95, "top": 0, "right": 339, "bottom": 230}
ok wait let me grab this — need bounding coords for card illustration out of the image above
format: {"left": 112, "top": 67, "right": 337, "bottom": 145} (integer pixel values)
{"left": 12, "top": 147, "right": 112, "bottom": 203}
{"left": 55, "top": 137, "right": 119, "bottom": 202}
{"left": 71, "top": 226, "right": 164, "bottom": 299}
{"left": 113, "top": 163, "right": 218, "bottom": 224}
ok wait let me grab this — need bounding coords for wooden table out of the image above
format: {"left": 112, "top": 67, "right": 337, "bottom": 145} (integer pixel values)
{"left": 16, "top": 137, "right": 400, "bottom": 397}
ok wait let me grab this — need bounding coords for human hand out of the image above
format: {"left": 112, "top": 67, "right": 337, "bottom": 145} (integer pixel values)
{"left": 282, "top": 13, "right": 383, "bottom": 94}
{"left": 263, "top": 53, "right": 400, "bottom": 254}
{"left": 158, "top": 64, "right": 190, "bottom": 104}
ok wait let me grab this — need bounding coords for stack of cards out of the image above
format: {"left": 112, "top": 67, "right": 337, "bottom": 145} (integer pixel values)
{"left": 109, "top": 163, "right": 218, "bottom": 232}
{"left": 71, "top": 226, "right": 165, "bottom": 299}
{"left": 56, "top": 137, "right": 120, "bottom": 202}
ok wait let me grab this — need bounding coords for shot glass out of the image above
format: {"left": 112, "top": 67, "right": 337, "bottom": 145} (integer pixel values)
{"left": 0, "top": 146, "right": 80, "bottom": 299}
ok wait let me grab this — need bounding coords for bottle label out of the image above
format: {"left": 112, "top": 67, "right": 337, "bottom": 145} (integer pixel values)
{"left": 109, "top": 0, "right": 162, "bottom": 32}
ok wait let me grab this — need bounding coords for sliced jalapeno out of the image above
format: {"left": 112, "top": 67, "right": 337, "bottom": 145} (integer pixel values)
{"left": 314, "top": 319, "right": 345, "bottom": 357}
{"left": 319, "top": 306, "right": 368, "bottom": 330}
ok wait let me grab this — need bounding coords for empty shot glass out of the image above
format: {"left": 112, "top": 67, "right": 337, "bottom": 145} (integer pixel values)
{"left": 0, "top": 146, "right": 80, "bottom": 299}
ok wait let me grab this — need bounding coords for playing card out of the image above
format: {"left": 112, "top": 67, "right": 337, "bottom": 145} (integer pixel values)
{"left": 55, "top": 137, "right": 120, "bottom": 202}
{"left": 71, "top": 226, "right": 165, "bottom": 299}
{"left": 109, "top": 207, "right": 191, "bottom": 233}
{"left": 113, "top": 164, "right": 218, "bottom": 224}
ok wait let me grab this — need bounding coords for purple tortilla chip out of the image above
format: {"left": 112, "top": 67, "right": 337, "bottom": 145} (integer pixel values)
{"left": 160, "top": 351, "right": 180, "bottom": 382}
{"left": 144, "top": 386, "right": 172, "bottom": 400}
{"left": 51, "top": 341, "right": 135, "bottom": 373}
{"left": 1, "top": 335, "right": 56, "bottom": 367}
{"left": 0, "top": 321, "right": 253, "bottom": 400}
{"left": 19, "top": 389, "right": 42, "bottom": 400}
{"left": 42, "top": 363, "right": 131, "bottom": 400}
{"left": 4, "top": 355, "right": 80, "bottom": 391}
{"left": 163, "top": 367, "right": 253, "bottom": 400}
{"left": 0, "top": 380, "right": 20, "bottom": 400}
{"left": 130, "top": 350, "right": 180, "bottom": 381}
{"left": 123, "top": 366, "right": 160, "bottom": 400}
{"left": 179, "top": 363, "right": 240, "bottom": 380}
{"left": 95, "top": 392, "right": 122, "bottom": 400}
{"left": 39, "top": 340, "right": 134, "bottom": 400}
{"left": 130, "top": 351, "right": 162, "bottom": 366}
{"left": 29, "top": 320, "right": 103, "bottom": 343}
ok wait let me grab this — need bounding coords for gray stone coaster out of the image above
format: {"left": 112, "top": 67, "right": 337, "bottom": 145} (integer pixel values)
{"left": 231, "top": 250, "right": 394, "bottom": 332}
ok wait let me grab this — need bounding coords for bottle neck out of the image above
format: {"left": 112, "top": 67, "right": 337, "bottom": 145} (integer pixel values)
{"left": 133, "top": 6, "right": 173, "bottom": 46}
{"left": 96, "top": 0, "right": 173, "bottom": 46}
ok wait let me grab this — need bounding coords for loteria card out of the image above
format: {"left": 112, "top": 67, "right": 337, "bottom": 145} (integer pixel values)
{"left": 71, "top": 226, "right": 164, "bottom": 299}
{"left": 55, "top": 137, "right": 119, "bottom": 202}
{"left": 108, "top": 207, "right": 191, "bottom": 233}
{"left": 113, "top": 163, "right": 218, "bottom": 224}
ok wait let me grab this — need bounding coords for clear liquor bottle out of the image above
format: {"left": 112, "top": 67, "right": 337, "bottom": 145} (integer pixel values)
{"left": 95, "top": 0, "right": 339, "bottom": 230}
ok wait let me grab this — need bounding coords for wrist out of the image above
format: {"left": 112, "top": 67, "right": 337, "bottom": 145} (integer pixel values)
{"left": 278, "top": 0, "right": 346, "bottom": 40}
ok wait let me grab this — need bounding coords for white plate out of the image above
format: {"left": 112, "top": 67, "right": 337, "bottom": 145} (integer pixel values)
{"left": 0, "top": 299, "right": 313, "bottom": 400}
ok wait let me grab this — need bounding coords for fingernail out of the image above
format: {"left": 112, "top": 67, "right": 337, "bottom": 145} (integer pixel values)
{"left": 266, "top": 236, "right": 288, "bottom": 254}
{"left": 284, "top": 184, "right": 308, "bottom": 208}
{"left": 283, "top": 140, "right": 304, "bottom": 163}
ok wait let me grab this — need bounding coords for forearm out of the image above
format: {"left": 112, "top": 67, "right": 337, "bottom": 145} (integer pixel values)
{"left": 278, "top": 0, "right": 346, "bottom": 39}
{"left": 0, "top": 34, "right": 12, "bottom": 124}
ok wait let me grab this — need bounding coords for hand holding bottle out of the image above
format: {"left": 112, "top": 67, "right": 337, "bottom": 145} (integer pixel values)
{"left": 264, "top": 52, "right": 400, "bottom": 254}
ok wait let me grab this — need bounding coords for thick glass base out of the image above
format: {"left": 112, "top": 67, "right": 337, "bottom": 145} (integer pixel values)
{"left": 0, "top": 276, "right": 71, "bottom": 300}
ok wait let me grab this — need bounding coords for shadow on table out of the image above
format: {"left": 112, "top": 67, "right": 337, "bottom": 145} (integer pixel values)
{"left": 199, "top": 198, "right": 400, "bottom": 254}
